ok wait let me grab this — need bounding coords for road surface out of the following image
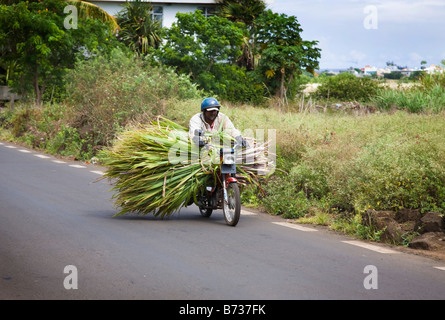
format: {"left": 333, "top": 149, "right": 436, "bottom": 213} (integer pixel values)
{"left": 1, "top": 140, "right": 445, "bottom": 301}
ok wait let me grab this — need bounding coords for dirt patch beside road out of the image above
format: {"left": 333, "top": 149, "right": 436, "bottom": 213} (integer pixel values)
{"left": 363, "top": 209, "right": 445, "bottom": 261}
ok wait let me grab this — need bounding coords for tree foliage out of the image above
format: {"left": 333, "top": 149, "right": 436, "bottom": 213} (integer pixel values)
{"left": 217, "top": 0, "right": 266, "bottom": 71}
{"left": 0, "top": 0, "right": 116, "bottom": 105}
{"left": 157, "top": 10, "right": 262, "bottom": 103}
{"left": 217, "top": 0, "right": 266, "bottom": 27}
{"left": 1, "top": 0, "right": 321, "bottom": 106}
{"left": 154, "top": 7, "right": 321, "bottom": 104}
{"left": 1, "top": 0, "right": 119, "bottom": 33}
{"left": 116, "top": 0, "right": 163, "bottom": 55}
{"left": 254, "top": 10, "right": 321, "bottom": 100}
{"left": 67, "top": 0, "right": 119, "bottom": 32}
{"left": 159, "top": 10, "right": 244, "bottom": 77}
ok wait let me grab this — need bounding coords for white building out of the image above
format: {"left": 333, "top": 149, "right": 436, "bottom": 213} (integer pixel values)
{"left": 424, "top": 64, "right": 444, "bottom": 74}
{"left": 90, "top": 0, "right": 218, "bottom": 28}
{"left": 361, "top": 65, "right": 377, "bottom": 76}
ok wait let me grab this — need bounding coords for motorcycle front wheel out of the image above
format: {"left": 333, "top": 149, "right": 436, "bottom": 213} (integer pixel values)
{"left": 223, "top": 183, "right": 241, "bottom": 226}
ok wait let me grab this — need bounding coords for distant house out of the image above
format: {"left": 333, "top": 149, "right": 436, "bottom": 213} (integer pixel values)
{"left": 361, "top": 65, "right": 377, "bottom": 76}
{"left": 89, "top": 0, "right": 218, "bottom": 28}
{"left": 424, "top": 64, "right": 444, "bottom": 74}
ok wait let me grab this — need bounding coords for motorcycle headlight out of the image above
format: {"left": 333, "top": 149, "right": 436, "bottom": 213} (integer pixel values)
{"left": 223, "top": 153, "right": 235, "bottom": 165}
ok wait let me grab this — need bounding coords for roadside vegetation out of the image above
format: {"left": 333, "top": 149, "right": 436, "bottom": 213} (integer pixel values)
{"left": 1, "top": 0, "right": 444, "bottom": 247}
{"left": 374, "top": 73, "right": 445, "bottom": 113}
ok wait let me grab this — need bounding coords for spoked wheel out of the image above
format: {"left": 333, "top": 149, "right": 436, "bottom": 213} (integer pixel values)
{"left": 223, "top": 183, "right": 241, "bottom": 226}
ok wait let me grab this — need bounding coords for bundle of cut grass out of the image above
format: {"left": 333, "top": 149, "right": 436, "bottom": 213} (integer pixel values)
{"left": 99, "top": 116, "right": 274, "bottom": 218}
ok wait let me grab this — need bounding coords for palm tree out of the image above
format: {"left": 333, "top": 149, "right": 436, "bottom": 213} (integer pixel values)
{"left": 67, "top": 0, "right": 119, "bottom": 32}
{"left": 217, "top": 0, "right": 266, "bottom": 71}
{"left": 116, "top": 0, "right": 163, "bottom": 55}
{"left": 3, "top": 0, "right": 119, "bottom": 32}
{"left": 217, "top": 0, "right": 266, "bottom": 27}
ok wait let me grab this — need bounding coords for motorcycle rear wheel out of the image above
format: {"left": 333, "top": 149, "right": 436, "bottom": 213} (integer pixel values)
{"left": 223, "top": 183, "right": 241, "bottom": 226}
{"left": 199, "top": 207, "right": 213, "bottom": 218}
{"left": 197, "top": 190, "right": 213, "bottom": 217}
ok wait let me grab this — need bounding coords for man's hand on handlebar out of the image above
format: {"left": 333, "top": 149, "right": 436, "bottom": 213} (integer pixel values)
{"left": 236, "top": 135, "right": 249, "bottom": 149}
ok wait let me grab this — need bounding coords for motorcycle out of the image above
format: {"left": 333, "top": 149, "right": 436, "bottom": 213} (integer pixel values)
{"left": 194, "top": 130, "right": 242, "bottom": 227}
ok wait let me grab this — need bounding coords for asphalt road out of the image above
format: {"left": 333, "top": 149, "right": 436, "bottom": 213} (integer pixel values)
{"left": 1, "top": 140, "right": 445, "bottom": 301}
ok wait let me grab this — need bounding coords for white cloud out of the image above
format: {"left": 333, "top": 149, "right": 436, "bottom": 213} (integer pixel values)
{"left": 350, "top": 50, "right": 367, "bottom": 63}
{"left": 271, "top": 0, "right": 445, "bottom": 24}
{"left": 315, "top": 37, "right": 368, "bottom": 68}
{"left": 407, "top": 52, "right": 425, "bottom": 68}
{"left": 269, "top": 0, "right": 445, "bottom": 68}
{"left": 409, "top": 52, "right": 424, "bottom": 62}
{"left": 374, "top": 0, "right": 445, "bottom": 24}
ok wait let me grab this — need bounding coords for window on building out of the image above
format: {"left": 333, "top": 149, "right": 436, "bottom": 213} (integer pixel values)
{"left": 198, "top": 6, "right": 216, "bottom": 18}
{"left": 150, "top": 6, "right": 163, "bottom": 25}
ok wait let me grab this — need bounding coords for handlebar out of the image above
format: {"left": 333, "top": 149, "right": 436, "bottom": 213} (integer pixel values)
{"left": 203, "top": 144, "right": 239, "bottom": 155}
{"left": 193, "top": 129, "right": 248, "bottom": 150}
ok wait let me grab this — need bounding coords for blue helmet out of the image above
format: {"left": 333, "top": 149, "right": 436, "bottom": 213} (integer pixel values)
{"left": 201, "top": 97, "right": 221, "bottom": 112}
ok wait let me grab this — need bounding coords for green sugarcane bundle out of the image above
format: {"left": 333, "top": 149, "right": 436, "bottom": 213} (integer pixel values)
{"left": 99, "top": 116, "right": 274, "bottom": 218}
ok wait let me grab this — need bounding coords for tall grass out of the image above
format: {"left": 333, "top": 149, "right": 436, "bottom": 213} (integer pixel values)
{"left": 166, "top": 102, "right": 445, "bottom": 225}
{"left": 374, "top": 72, "right": 445, "bottom": 113}
{"left": 375, "top": 84, "right": 445, "bottom": 113}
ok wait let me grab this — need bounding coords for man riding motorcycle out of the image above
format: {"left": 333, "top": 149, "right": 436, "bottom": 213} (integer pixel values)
{"left": 186, "top": 98, "right": 249, "bottom": 221}
{"left": 189, "top": 97, "right": 249, "bottom": 148}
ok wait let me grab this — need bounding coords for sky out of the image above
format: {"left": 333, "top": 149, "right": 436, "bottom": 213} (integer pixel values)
{"left": 266, "top": 0, "right": 445, "bottom": 70}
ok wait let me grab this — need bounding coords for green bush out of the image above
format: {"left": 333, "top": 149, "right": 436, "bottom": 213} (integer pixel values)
{"left": 261, "top": 175, "right": 311, "bottom": 219}
{"left": 8, "top": 107, "right": 38, "bottom": 138}
{"left": 313, "top": 72, "right": 380, "bottom": 102}
{"left": 46, "top": 125, "right": 93, "bottom": 160}
{"left": 0, "top": 102, "right": 93, "bottom": 158}
{"left": 343, "top": 134, "right": 445, "bottom": 213}
{"left": 196, "top": 64, "right": 264, "bottom": 104}
{"left": 289, "top": 163, "right": 330, "bottom": 200}
{"left": 0, "top": 48, "right": 203, "bottom": 159}
{"left": 283, "top": 114, "right": 445, "bottom": 214}
{"left": 65, "top": 48, "right": 202, "bottom": 147}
